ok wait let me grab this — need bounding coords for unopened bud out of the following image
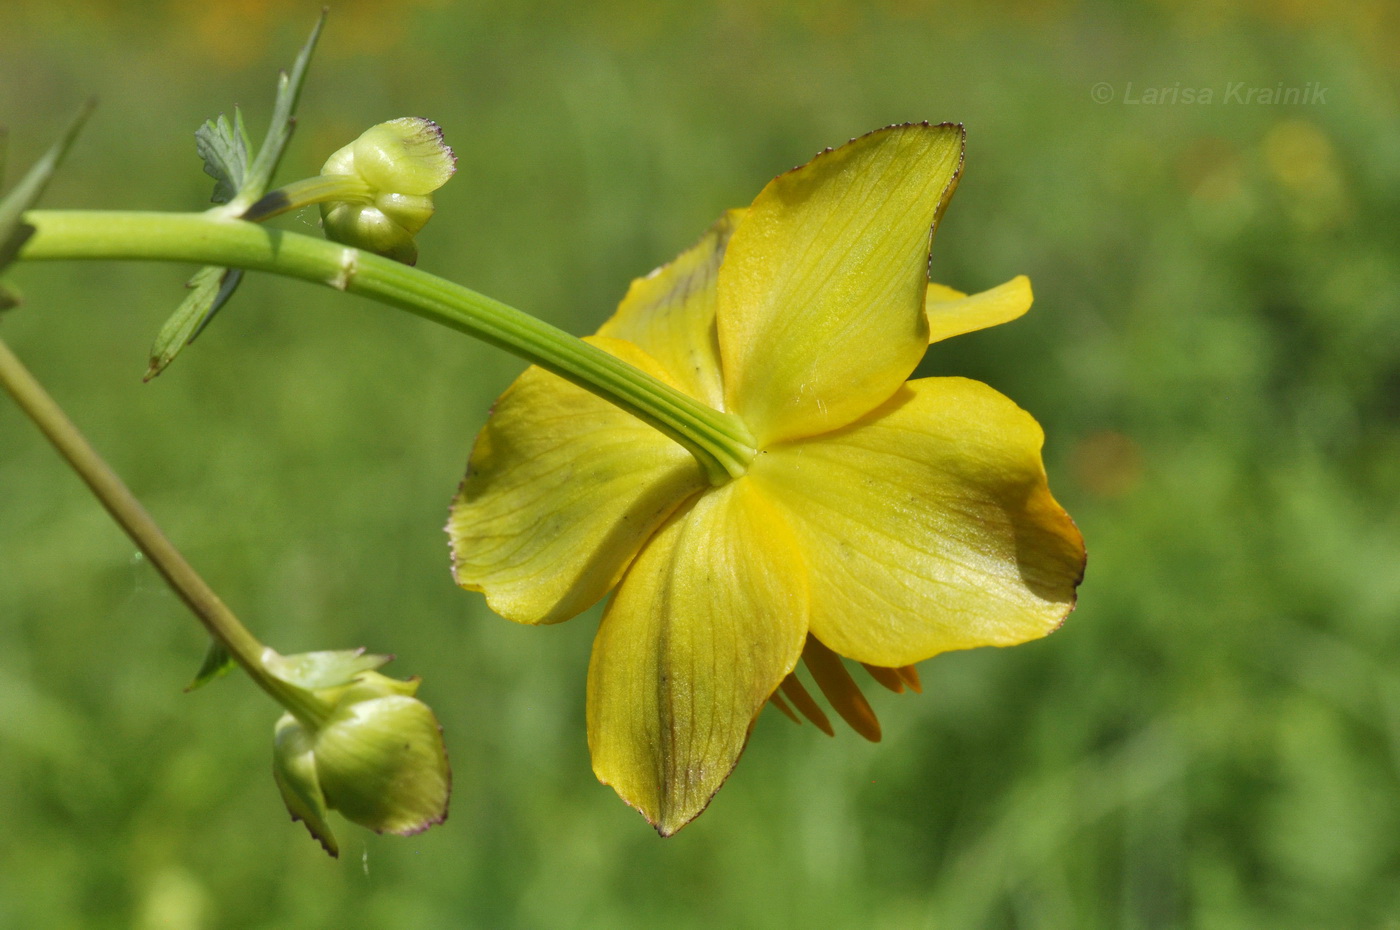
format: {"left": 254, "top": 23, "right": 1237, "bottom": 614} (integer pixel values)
{"left": 319, "top": 118, "right": 455, "bottom": 265}
{"left": 271, "top": 667, "right": 450, "bottom": 857}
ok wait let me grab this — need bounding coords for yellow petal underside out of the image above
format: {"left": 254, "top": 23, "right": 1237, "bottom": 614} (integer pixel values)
{"left": 751, "top": 377, "right": 1085, "bottom": 667}
{"left": 596, "top": 210, "right": 746, "bottom": 410}
{"left": 925, "top": 275, "right": 1034, "bottom": 344}
{"left": 447, "top": 337, "right": 705, "bottom": 625}
{"left": 587, "top": 478, "right": 808, "bottom": 836}
{"left": 718, "top": 123, "right": 964, "bottom": 446}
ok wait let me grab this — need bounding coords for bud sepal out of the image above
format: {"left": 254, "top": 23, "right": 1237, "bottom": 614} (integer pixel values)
{"left": 269, "top": 659, "right": 451, "bottom": 857}
{"left": 319, "top": 117, "right": 455, "bottom": 265}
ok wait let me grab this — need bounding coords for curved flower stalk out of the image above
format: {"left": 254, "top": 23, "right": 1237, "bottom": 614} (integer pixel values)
{"left": 447, "top": 123, "right": 1087, "bottom": 835}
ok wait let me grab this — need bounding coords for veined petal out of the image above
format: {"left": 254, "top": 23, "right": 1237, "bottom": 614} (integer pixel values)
{"left": 925, "top": 275, "right": 1033, "bottom": 344}
{"left": 719, "top": 123, "right": 964, "bottom": 446}
{"left": 448, "top": 337, "right": 705, "bottom": 625}
{"left": 751, "top": 377, "right": 1085, "bottom": 667}
{"left": 597, "top": 210, "right": 746, "bottom": 409}
{"left": 587, "top": 478, "right": 808, "bottom": 836}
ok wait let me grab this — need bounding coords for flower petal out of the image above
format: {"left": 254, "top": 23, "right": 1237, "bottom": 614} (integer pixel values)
{"left": 718, "top": 123, "right": 964, "bottom": 445}
{"left": 587, "top": 478, "right": 808, "bottom": 835}
{"left": 447, "top": 337, "right": 706, "bottom": 625}
{"left": 751, "top": 377, "right": 1085, "bottom": 667}
{"left": 925, "top": 275, "right": 1034, "bottom": 344}
{"left": 596, "top": 210, "right": 745, "bottom": 409}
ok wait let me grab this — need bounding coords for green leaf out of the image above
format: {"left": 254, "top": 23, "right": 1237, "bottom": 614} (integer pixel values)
{"left": 144, "top": 265, "right": 244, "bottom": 380}
{"left": 263, "top": 648, "right": 394, "bottom": 691}
{"left": 233, "top": 11, "right": 326, "bottom": 212}
{"left": 157, "top": 12, "right": 324, "bottom": 368}
{"left": 185, "top": 639, "right": 237, "bottom": 691}
{"left": 194, "top": 109, "right": 250, "bottom": 205}
{"left": 0, "top": 278, "right": 21, "bottom": 312}
{"left": 0, "top": 100, "right": 94, "bottom": 273}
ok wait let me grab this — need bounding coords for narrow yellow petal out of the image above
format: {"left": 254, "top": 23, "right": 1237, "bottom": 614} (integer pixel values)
{"left": 596, "top": 210, "right": 745, "bottom": 409}
{"left": 925, "top": 275, "right": 1034, "bottom": 344}
{"left": 753, "top": 377, "right": 1086, "bottom": 667}
{"left": 587, "top": 478, "right": 808, "bottom": 836}
{"left": 779, "top": 673, "right": 835, "bottom": 736}
{"left": 803, "top": 637, "right": 881, "bottom": 742}
{"left": 448, "top": 337, "right": 705, "bottom": 625}
{"left": 719, "top": 123, "right": 965, "bottom": 445}
{"left": 924, "top": 282, "right": 966, "bottom": 303}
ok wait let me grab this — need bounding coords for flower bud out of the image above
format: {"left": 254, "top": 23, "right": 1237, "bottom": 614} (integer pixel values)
{"left": 319, "top": 117, "right": 456, "bottom": 265}
{"left": 272, "top": 669, "right": 450, "bottom": 857}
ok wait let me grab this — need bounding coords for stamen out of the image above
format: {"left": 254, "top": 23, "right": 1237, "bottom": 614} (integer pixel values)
{"left": 803, "top": 638, "right": 881, "bottom": 742}
{"left": 895, "top": 665, "right": 922, "bottom": 693}
{"left": 861, "top": 663, "right": 905, "bottom": 694}
{"left": 768, "top": 691, "right": 801, "bottom": 725}
{"left": 779, "top": 674, "right": 834, "bottom": 736}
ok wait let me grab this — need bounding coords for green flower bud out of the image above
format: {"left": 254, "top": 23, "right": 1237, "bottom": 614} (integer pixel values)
{"left": 272, "top": 669, "right": 451, "bottom": 857}
{"left": 319, "top": 117, "right": 455, "bottom": 266}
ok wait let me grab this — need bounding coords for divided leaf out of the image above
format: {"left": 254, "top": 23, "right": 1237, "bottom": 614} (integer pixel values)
{"left": 235, "top": 10, "right": 326, "bottom": 212}
{"left": 155, "top": 12, "right": 324, "bottom": 371}
{"left": 195, "top": 109, "right": 250, "bottom": 205}
{"left": 144, "top": 265, "right": 243, "bottom": 380}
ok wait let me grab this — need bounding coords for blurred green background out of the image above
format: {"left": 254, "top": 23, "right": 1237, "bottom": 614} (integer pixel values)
{"left": 3, "top": 0, "right": 1399, "bottom": 927}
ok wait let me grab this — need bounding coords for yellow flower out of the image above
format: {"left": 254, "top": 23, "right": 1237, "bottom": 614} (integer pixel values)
{"left": 447, "top": 123, "right": 1085, "bottom": 835}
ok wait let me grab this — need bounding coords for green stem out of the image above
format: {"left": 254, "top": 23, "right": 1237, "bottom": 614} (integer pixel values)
{"left": 19, "top": 209, "right": 757, "bottom": 484}
{"left": 242, "top": 174, "right": 373, "bottom": 222}
{"left": 0, "top": 337, "right": 331, "bottom": 727}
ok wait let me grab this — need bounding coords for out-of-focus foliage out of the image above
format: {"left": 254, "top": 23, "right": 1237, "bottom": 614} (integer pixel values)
{"left": 2, "top": 1, "right": 1399, "bottom": 927}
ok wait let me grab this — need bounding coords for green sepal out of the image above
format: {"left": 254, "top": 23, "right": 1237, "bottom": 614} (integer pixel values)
{"left": 272, "top": 711, "right": 340, "bottom": 857}
{"left": 0, "top": 100, "right": 94, "bottom": 273}
{"left": 195, "top": 109, "right": 250, "bottom": 206}
{"left": 262, "top": 647, "right": 393, "bottom": 691}
{"left": 145, "top": 265, "right": 244, "bottom": 380}
{"left": 185, "top": 638, "right": 237, "bottom": 691}
{"left": 311, "top": 675, "right": 450, "bottom": 837}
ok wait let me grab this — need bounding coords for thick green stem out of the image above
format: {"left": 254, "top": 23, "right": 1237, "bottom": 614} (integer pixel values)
{"left": 0, "top": 337, "right": 331, "bottom": 727}
{"left": 19, "top": 209, "right": 756, "bottom": 483}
